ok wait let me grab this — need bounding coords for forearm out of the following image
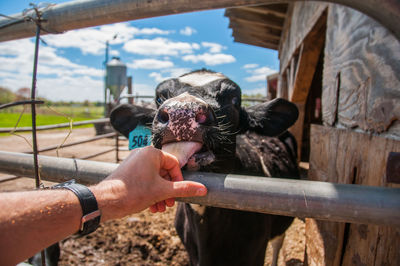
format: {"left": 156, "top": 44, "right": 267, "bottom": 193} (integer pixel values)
{"left": 0, "top": 189, "right": 82, "bottom": 265}
{"left": 0, "top": 147, "right": 207, "bottom": 265}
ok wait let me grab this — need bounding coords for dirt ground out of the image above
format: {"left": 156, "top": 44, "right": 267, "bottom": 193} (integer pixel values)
{"left": 0, "top": 127, "right": 305, "bottom": 265}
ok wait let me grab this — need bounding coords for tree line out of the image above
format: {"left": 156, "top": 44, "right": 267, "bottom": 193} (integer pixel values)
{"left": 0, "top": 87, "right": 103, "bottom": 107}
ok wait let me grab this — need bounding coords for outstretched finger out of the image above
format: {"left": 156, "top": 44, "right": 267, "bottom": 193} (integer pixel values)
{"left": 165, "top": 181, "right": 207, "bottom": 199}
{"left": 160, "top": 150, "right": 183, "bottom": 182}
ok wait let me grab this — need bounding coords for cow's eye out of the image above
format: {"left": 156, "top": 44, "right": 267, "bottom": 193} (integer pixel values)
{"left": 231, "top": 96, "right": 239, "bottom": 106}
{"left": 156, "top": 97, "right": 163, "bottom": 104}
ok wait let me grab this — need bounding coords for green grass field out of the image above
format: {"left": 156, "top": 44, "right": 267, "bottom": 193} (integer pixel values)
{"left": 0, "top": 113, "right": 93, "bottom": 127}
{"left": 0, "top": 105, "right": 105, "bottom": 135}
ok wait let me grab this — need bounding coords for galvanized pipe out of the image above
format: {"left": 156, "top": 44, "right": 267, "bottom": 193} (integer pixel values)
{"left": 0, "top": 0, "right": 399, "bottom": 42}
{"left": 0, "top": 151, "right": 399, "bottom": 226}
{"left": 0, "top": 151, "right": 116, "bottom": 185}
{"left": 24, "top": 132, "right": 117, "bottom": 153}
{"left": 0, "top": 118, "right": 110, "bottom": 133}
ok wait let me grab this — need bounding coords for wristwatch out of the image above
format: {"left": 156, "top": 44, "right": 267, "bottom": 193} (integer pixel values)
{"left": 52, "top": 179, "right": 101, "bottom": 236}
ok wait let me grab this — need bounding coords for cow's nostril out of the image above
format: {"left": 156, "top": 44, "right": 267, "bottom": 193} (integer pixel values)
{"left": 158, "top": 109, "right": 169, "bottom": 123}
{"left": 196, "top": 108, "right": 216, "bottom": 125}
{"left": 196, "top": 113, "right": 207, "bottom": 124}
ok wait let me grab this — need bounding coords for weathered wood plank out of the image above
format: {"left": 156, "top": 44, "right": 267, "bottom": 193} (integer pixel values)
{"left": 228, "top": 20, "right": 282, "bottom": 40}
{"left": 288, "top": 102, "right": 305, "bottom": 159}
{"left": 279, "top": 2, "right": 328, "bottom": 72}
{"left": 290, "top": 11, "right": 326, "bottom": 102}
{"left": 306, "top": 125, "right": 400, "bottom": 265}
{"left": 322, "top": 5, "right": 400, "bottom": 137}
{"left": 277, "top": 73, "right": 288, "bottom": 100}
{"left": 232, "top": 35, "right": 278, "bottom": 50}
{"left": 239, "top": 5, "right": 287, "bottom": 19}
{"left": 225, "top": 8, "right": 285, "bottom": 30}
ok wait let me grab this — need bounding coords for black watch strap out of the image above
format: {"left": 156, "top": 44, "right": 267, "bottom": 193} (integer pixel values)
{"left": 53, "top": 180, "right": 101, "bottom": 236}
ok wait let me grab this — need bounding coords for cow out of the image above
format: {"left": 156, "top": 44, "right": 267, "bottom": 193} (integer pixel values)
{"left": 110, "top": 69, "right": 299, "bottom": 266}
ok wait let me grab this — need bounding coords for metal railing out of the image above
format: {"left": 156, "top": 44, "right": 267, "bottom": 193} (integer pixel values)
{"left": 0, "top": 0, "right": 399, "bottom": 42}
{"left": 0, "top": 150, "right": 399, "bottom": 227}
{"left": 0, "top": 118, "right": 110, "bottom": 133}
{"left": 0, "top": 118, "right": 122, "bottom": 161}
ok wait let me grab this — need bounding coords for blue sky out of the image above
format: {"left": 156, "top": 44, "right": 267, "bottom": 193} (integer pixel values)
{"left": 0, "top": 0, "right": 279, "bottom": 102}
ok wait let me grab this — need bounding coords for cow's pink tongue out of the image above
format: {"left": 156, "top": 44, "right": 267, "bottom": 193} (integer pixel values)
{"left": 162, "top": 141, "right": 202, "bottom": 168}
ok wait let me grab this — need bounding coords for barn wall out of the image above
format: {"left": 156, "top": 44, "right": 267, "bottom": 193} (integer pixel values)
{"left": 278, "top": 2, "right": 327, "bottom": 160}
{"left": 306, "top": 125, "right": 400, "bottom": 265}
{"left": 279, "top": 2, "right": 328, "bottom": 72}
{"left": 304, "top": 4, "right": 400, "bottom": 266}
{"left": 277, "top": 2, "right": 400, "bottom": 265}
{"left": 322, "top": 4, "right": 400, "bottom": 138}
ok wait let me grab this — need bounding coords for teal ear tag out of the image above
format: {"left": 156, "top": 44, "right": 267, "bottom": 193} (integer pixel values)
{"left": 128, "top": 125, "right": 152, "bottom": 150}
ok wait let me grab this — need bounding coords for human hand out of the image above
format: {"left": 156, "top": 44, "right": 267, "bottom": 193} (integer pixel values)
{"left": 92, "top": 146, "right": 207, "bottom": 221}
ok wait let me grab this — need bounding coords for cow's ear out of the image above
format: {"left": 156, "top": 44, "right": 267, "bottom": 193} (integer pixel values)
{"left": 239, "top": 98, "right": 298, "bottom": 136}
{"left": 110, "top": 104, "right": 156, "bottom": 138}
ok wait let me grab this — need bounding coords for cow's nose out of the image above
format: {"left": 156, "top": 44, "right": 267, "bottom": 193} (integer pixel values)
{"left": 195, "top": 107, "right": 216, "bottom": 126}
{"left": 156, "top": 105, "right": 216, "bottom": 126}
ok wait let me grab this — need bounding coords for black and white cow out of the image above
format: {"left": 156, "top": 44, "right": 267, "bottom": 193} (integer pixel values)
{"left": 110, "top": 69, "right": 299, "bottom": 266}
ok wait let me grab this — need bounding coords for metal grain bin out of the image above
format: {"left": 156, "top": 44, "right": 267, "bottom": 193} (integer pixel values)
{"left": 106, "top": 57, "right": 127, "bottom": 100}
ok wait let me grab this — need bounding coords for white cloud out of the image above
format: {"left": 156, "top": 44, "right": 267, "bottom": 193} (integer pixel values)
{"left": 128, "top": 59, "right": 174, "bottom": 69}
{"left": 42, "top": 23, "right": 173, "bottom": 55}
{"left": 168, "top": 68, "right": 191, "bottom": 78}
{"left": 243, "top": 63, "right": 259, "bottom": 69}
{"left": 149, "top": 67, "right": 191, "bottom": 83}
{"left": 245, "top": 66, "right": 277, "bottom": 82}
{"left": 123, "top": 38, "right": 199, "bottom": 56}
{"left": 192, "top": 43, "right": 201, "bottom": 50}
{"left": 36, "top": 75, "right": 103, "bottom": 101}
{"left": 110, "top": 50, "right": 120, "bottom": 56}
{"left": 137, "top": 27, "right": 174, "bottom": 35}
{"left": 201, "top": 42, "right": 226, "bottom": 53}
{"left": 182, "top": 53, "right": 236, "bottom": 66}
{"left": 0, "top": 39, "right": 103, "bottom": 101}
{"left": 149, "top": 72, "right": 165, "bottom": 83}
{"left": 180, "top": 26, "right": 197, "bottom": 36}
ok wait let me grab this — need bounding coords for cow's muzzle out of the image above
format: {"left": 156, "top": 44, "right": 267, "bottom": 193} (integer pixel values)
{"left": 154, "top": 92, "right": 217, "bottom": 145}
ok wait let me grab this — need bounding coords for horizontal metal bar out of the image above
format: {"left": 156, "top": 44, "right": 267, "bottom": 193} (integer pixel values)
{"left": 0, "top": 150, "right": 399, "bottom": 226}
{"left": 0, "top": 151, "right": 116, "bottom": 184}
{"left": 121, "top": 95, "right": 154, "bottom": 99}
{"left": 0, "top": 100, "right": 44, "bottom": 110}
{"left": 0, "top": 0, "right": 399, "bottom": 42}
{"left": 24, "top": 132, "right": 117, "bottom": 153}
{"left": 78, "top": 147, "right": 116, "bottom": 160}
{"left": 0, "top": 175, "right": 23, "bottom": 183}
{"left": 242, "top": 97, "right": 268, "bottom": 102}
{"left": 0, "top": 118, "right": 110, "bottom": 133}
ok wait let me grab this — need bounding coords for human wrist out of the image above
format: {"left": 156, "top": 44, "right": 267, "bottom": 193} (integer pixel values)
{"left": 52, "top": 180, "right": 101, "bottom": 235}
{"left": 90, "top": 179, "right": 127, "bottom": 222}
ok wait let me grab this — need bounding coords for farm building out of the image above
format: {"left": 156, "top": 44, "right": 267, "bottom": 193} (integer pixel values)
{"left": 226, "top": 2, "right": 400, "bottom": 265}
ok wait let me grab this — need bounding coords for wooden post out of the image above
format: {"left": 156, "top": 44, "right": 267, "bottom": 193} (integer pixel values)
{"left": 127, "top": 76, "right": 133, "bottom": 104}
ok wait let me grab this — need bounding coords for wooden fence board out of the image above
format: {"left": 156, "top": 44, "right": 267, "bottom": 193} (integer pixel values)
{"left": 306, "top": 125, "right": 400, "bottom": 265}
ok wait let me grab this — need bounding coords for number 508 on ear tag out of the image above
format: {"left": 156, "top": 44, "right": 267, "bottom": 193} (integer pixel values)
{"left": 128, "top": 126, "right": 152, "bottom": 150}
